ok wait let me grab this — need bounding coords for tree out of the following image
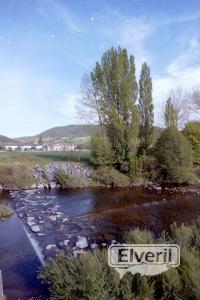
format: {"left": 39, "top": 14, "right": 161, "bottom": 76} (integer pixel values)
{"left": 155, "top": 128, "right": 194, "bottom": 183}
{"left": 77, "top": 73, "right": 103, "bottom": 125}
{"left": 183, "top": 121, "right": 200, "bottom": 165}
{"left": 168, "top": 88, "right": 191, "bottom": 129}
{"left": 164, "top": 97, "right": 178, "bottom": 128}
{"left": 138, "top": 62, "right": 154, "bottom": 153}
{"left": 79, "top": 47, "right": 139, "bottom": 171}
{"left": 38, "top": 136, "right": 44, "bottom": 144}
{"left": 191, "top": 88, "right": 200, "bottom": 114}
{"left": 90, "top": 132, "right": 114, "bottom": 166}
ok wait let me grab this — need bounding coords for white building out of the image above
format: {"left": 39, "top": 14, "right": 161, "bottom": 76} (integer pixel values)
{"left": 45, "top": 143, "right": 75, "bottom": 151}
{"left": 5, "top": 145, "right": 19, "bottom": 151}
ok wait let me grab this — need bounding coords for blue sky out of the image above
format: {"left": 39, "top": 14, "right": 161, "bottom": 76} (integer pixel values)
{"left": 1, "top": 0, "right": 200, "bottom": 137}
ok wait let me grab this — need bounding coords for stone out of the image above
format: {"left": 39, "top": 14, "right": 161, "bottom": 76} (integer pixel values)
{"left": 30, "top": 184, "right": 37, "bottom": 189}
{"left": 111, "top": 240, "right": 117, "bottom": 244}
{"left": 27, "top": 221, "right": 35, "bottom": 227}
{"left": 46, "top": 244, "right": 57, "bottom": 250}
{"left": 76, "top": 236, "right": 88, "bottom": 249}
{"left": 90, "top": 243, "right": 98, "bottom": 250}
{"left": 27, "top": 217, "right": 35, "bottom": 222}
{"left": 59, "top": 240, "right": 70, "bottom": 247}
{"left": 49, "top": 215, "right": 57, "bottom": 221}
{"left": 73, "top": 249, "right": 85, "bottom": 257}
{"left": 37, "top": 184, "right": 44, "bottom": 189}
{"left": 31, "top": 225, "right": 40, "bottom": 233}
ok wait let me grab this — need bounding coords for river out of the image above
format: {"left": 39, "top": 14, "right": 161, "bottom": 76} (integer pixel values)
{"left": 0, "top": 185, "right": 200, "bottom": 299}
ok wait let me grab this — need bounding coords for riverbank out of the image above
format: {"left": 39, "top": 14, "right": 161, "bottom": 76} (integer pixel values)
{"left": 0, "top": 153, "right": 139, "bottom": 191}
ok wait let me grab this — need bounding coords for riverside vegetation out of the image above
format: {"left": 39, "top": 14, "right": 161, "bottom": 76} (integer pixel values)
{"left": 39, "top": 220, "right": 200, "bottom": 300}
{"left": 37, "top": 46, "right": 200, "bottom": 299}
{"left": 1, "top": 46, "right": 200, "bottom": 298}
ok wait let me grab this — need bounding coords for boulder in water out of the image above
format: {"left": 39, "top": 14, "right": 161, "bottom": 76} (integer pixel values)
{"left": 31, "top": 225, "right": 40, "bottom": 233}
{"left": 76, "top": 236, "right": 88, "bottom": 249}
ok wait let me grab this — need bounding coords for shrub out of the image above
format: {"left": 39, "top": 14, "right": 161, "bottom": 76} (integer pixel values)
{"left": 0, "top": 163, "right": 34, "bottom": 189}
{"left": 92, "top": 166, "right": 130, "bottom": 187}
{"left": 39, "top": 250, "right": 119, "bottom": 300}
{"left": 90, "top": 132, "right": 114, "bottom": 167}
{"left": 155, "top": 127, "right": 194, "bottom": 183}
{"left": 0, "top": 203, "right": 13, "bottom": 218}
{"left": 54, "top": 169, "right": 83, "bottom": 188}
{"left": 183, "top": 121, "right": 200, "bottom": 165}
{"left": 126, "top": 227, "right": 154, "bottom": 244}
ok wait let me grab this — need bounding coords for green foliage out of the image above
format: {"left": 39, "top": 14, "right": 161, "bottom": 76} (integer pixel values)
{"left": 126, "top": 227, "right": 154, "bottom": 244}
{"left": 90, "top": 132, "right": 114, "bottom": 166}
{"left": 92, "top": 166, "right": 130, "bottom": 187}
{"left": 0, "top": 203, "right": 13, "bottom": 218}
{"left": 39, "top": 222, "right": 200, "bottom": 300}
{"left": 0, "top": 163, "right": 34, "bottom": 189}
{"left": 164, "top": 97, "right": 178, "bottom": 129}
{"left": 89, "top": 47, "right": 139, "bottom": 170}
{"left": 155, "top": 127, "right": 194, "bottom": 183}
{"left": 183, "top": 121, "right": 200, "bottom": 165}
{"left": 138, "top": 62, "right": 154, "bottom": 153}
{"left": 39, "top": 250, "right": 119, "bottom": 300}
{"left": 54, "top": 169, "right": 83, "bottom": 188}
{"left": 38, "top": 135, "right": 44, "bottom": 144}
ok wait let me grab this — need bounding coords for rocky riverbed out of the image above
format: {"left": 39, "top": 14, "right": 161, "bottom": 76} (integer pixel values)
{"left": 9, "top": 185, "right": 200, "bottom": 262}
{"left": 10, "top": 189, "right": 108, "bottom": 259}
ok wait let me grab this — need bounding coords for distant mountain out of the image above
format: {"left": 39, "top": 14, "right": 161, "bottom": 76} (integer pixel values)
{"left": 38, "top": 124, "right": 98, "bottom": 138}
{"left": 16, "top": 124, "right": 164, "bottom": 145}
{"left": 0, "top": 135, "right": 22, "bottom": 145}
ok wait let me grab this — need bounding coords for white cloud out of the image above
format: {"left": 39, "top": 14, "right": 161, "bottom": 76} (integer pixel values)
{"left": 37, "top": 0, "right": 82, "bottom": 32}
{"left": 153, "top": 37, "right": 200, "bottom": 126}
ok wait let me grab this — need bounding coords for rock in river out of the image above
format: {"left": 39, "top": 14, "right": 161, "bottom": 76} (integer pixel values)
{"left": 76, "top": 236, "right": 88, "bottom": 249}
{"left": 31, "top": 225, "right": 41, "bottom": 233}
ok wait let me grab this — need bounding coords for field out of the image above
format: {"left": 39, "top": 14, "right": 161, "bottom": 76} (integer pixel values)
{"left": 0, "top": 150, "right": 91, "bottom": 163}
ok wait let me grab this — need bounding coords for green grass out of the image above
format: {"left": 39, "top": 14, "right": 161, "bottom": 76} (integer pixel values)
{"left": 0, "top": 151, "right": 91, "bottom": 189}
{"left": 0, "top": 203, "right": 13, "bottom": 218}
{"left": 0, "top": 150, "right": 91, "bottom": 163}
{"left": 30, "top": 150, "right": 91, "bottom": 163}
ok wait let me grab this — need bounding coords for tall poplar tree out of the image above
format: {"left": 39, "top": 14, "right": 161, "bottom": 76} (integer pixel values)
{"left": 138, "top": 62, "right": 154, "bottom": 153}
{"left": 80, "top": 47, "right": 139, "bottom": 170}
{"left": 165, "top": 97, "right": 178, "bottom": 129}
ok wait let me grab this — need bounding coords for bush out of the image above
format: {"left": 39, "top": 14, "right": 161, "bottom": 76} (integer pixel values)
{"left": 39, "top": 222, "right": 200, "bottom": 300}
{"left": 90, "top": 132, "right": 114, "bottom": 167}
{"left": 39, "top": 250, "right": 119, "bottom": 300}
{"left": 155, "top": 127, "right": 194, "bottom": 183}
{"left": 92, "top": 166, "right": 130, "bottom": 187}
{"left": 183, "top": 121, "right": 200, "bottom": 165}
{"left": 54, "top": 169, "right": 84, "bottom": 188}
{"left": 0, "top": 203, "right": 13, "bottom": 218}
{"left": 0, "top": 163, "right": 34, "bottom": 189}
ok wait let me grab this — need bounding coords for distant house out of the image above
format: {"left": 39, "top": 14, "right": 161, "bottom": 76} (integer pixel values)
{"left": 65, "top": 144, "right": 75, "bottom": 151}
{"left": 20, "top": 145, "right": 32, "bottom": 151}
{"left": 45, "top": 143, "right": 75, "bottom": 151}
{"left": 5, "top": 145, "right": 19, "bottom": 151}
{"left": 34, "top": 145, "right": 44, "bottom": 151}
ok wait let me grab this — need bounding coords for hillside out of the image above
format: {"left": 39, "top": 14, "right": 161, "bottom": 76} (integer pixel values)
{"left": 15, "top": 124, "right": 164, "bottom": 145}
{"left": 0, "top": 135, "right": 22, "bottom": 146}
{"left": 39, "top": 124, "right": 98, "bottom": 138}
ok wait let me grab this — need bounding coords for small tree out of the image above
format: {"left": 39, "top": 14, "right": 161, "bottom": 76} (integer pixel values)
{"left": 138, "top": 62, "right": 154, "bottom": 153}
{"left": 91, "top": 132, "right": 114, "bottom": 167}
{"left": 38, "top": 136, "right": 44, "bottom": 144}
{"left": 165, "top": 97, "right": 178, "bottom": 129}
{"left": 183, "top": 121, "right": 200, "bottom": 165}
{"left": 155, "top": 128, "right": 194, "bottom": 183}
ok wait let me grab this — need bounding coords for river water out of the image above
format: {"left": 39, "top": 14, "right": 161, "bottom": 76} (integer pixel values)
{"left": 0, "top": 185, "right": 200, "bottom": 299}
